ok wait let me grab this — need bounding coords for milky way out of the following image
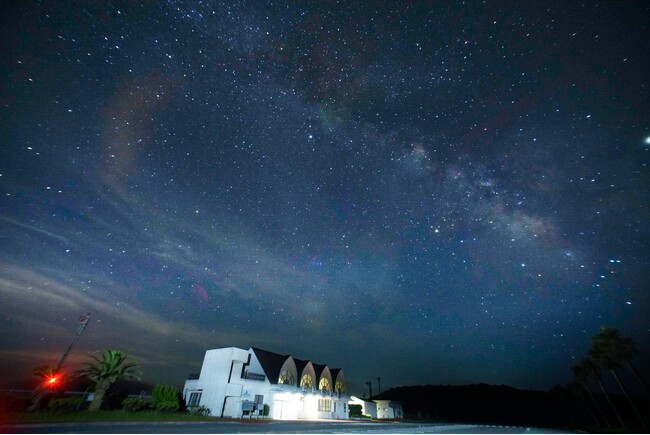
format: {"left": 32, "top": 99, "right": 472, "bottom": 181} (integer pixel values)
{"left": 1, "top": 1, "right": 649, "bottom": 394}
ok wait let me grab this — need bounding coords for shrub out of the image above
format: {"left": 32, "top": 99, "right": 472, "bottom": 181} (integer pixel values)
{"left": 48, "top": 397, "right": 82, "bottom": 413}
{"left": 152, "top": 384, "right": 179, "bottom": 413}
{"left": 188, "top": 404, "right": 211, "bottom": 416}
{"left": 121, "top": 397, "right": 150, "bottom": 412}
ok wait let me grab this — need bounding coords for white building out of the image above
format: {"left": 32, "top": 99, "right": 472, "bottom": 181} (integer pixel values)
{"left": 349, "top": 396, "right": 377, "bottom": 419}
{"left": 375, "top": 399, "right": 403, "bottom": 419}
{"left": 183, "top": 347, "right": 349, "bottom": 420}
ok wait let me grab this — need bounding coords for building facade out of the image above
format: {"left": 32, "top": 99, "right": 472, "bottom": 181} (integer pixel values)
{"left": 375, "top": 399, "right": 403, "bottom": 419}
{"left": 183, "top": 347, "right": 349, "bottom": 420}
{"left": 349, "top": 396, "right": 377, "bottom": 419}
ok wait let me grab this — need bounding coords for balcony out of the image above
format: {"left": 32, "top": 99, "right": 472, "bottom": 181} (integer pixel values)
{"left": 243, "top": 371, "right": 266, "bottom": 382}
{"left": 271, "top": 383, "right": 348, "bottom": 399}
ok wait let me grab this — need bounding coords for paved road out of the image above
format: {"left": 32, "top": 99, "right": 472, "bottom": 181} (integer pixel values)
{"left": 2, "top": 420, "right": 572, "bottom": 433}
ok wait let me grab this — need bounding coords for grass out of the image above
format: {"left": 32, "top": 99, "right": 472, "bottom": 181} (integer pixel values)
{"left": 11, "top": 410, "right": 220, "bottom": 424}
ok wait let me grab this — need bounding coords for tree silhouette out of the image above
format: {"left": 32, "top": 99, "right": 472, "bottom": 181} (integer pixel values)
{"left": 76, "top": 349, "right": 140, "bottom": 411}
{"left": 590, "top": 327, "right": 647, "bottom": 430}
{"left": 583, "top": 357, "right": 627, "bottom": 428}
{"left": 550, "top": 384, "right": 576, "bottom": 427}
{"left": 592, "top": 326, "right": 649, "bottom": 392}
{"left": 571, "top": 360, "right": 611, "bottom": 428}
{"left": 566, "top": 381, "right": 598, "bottom": 428}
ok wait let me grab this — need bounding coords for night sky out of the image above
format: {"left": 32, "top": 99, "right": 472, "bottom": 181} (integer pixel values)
{"left": 1, "top": 1, "right": 649, "bottom": 396}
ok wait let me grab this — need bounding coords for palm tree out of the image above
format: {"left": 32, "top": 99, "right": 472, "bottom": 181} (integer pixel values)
{"left": 566, "top": 381, "right": 598, "bottom": 428}
{"left": 550, "top": 384, "right": 576, "bottom": 427}
{"left": 76, "top": 349, "right": 140, "bottom": 411}
{"left": 590, "top": 327, "right": 647, "bottom": 430}
{"left": 592, "top": 327, "right": 649, "bottom": 392}
{"left": 582, "top": 357, "right": 626, "bottom": 428}
{"left": 571, "top": 361, "right": 610, "bottom": 428}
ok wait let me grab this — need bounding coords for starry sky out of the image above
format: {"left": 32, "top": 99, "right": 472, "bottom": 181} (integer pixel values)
{"left": 1, "top": 1, "right": 649, "bottom": 396}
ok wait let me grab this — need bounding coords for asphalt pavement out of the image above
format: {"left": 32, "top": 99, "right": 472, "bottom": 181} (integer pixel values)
{"left": 1, "top": 420, "right": 573, "bottom": 434}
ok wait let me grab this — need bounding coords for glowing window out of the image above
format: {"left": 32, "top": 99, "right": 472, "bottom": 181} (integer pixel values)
{"left": 318, "top": 398, "right": 332, "bottom": 412}
{"left": 300, "top": 374, "right": 313, "bottom": 388}
{"left": 279, "top": 370, "right": 295, "bottom": 385}
{"left": 319, "top": 378, "right": 330, "bottom": 391}
{"left": 335, "top": 381, "right": 345, "bottom": 393}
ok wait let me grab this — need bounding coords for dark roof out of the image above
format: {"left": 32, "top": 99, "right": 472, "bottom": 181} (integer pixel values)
{"left": 251, "top": 347, "right": 338, "bottom": 385}
{"left": 330, "top": 368, "right": 342, "bottom": 380}
{"left": 251, "top": 347, "right": 289, "bottom": 384}
{"left": 293, "top": 357, "right": 310, "bottom": 376}
{"left": 312, "top": 363, "right": 328, "bottom": 379}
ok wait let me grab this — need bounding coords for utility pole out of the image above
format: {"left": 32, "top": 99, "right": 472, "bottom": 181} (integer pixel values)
{"left": 55, "top": 313, "right": 91, "bottom": 371}
{"left": 377, "top": 377, "right": 381, "bottom": 394}
{"left": 28, "top": 313, "right": 91, "bottom": 411}
{"left": 366, "top": 380, "right": 372, "bottom": 398}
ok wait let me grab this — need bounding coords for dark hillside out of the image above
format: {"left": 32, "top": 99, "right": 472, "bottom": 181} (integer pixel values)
{"left": 374, "top": 384, "right": 648, "bottom": 430}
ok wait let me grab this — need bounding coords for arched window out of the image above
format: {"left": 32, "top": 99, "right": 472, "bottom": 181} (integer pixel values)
{"left": 300, "top": 374, "right": 313, "bottom": 388}
{"left": 335, "top": 381, "right": 345, "bottom": 393}
{"left": 319, "top": 378, "right": 330, "bottom": 391}
{"left": 279, "top": 369, "right": 294, "bottom": 385}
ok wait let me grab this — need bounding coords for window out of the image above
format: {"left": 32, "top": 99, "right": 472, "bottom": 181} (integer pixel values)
{"left": 279, "top": 370, "right": 295, "bottom": 385}
{"left": 319, "top": 378, "right": 330, "bottom": 391}
{"left": 335, "top": 381, "right": 345, "bottom": 393}
{"left": 244, "top": 371, "right": 266, "bottom": 381}
{"left": 300, "top": 374, "right": 313, "bottom": 388}
{"left": 188, "top": 392, "right": 202, "bottom": 406}
{"left": 318, "top": 399, "right": 332, "bottom": 412}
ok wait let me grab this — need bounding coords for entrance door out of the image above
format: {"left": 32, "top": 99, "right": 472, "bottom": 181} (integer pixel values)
{"left": 273, "top": 400, "right": 297, "bottom": 420}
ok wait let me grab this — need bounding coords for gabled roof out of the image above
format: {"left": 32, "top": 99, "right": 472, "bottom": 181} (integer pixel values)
{"left": 251, "top": 347, "right": 289, "bottom": 384}
{"left": 250, "top": 347, "right": 340, "bottom": 386}
{"left": 293, "top": 357, "right": 310, "bottom": 376}
{"left": 331, "top": 368, "right": 345, "bottom": 384}
{"left": 312, "top": 363, "right": 328, "bottom": 379}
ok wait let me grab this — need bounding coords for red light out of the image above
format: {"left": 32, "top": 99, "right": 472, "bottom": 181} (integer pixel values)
{"left": 45, "top": 376, "right": 59, "bottom": 388}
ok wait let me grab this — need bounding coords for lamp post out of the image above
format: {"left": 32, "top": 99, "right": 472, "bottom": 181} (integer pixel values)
{"left": 365, "top": 380, "right": 372, "bottom": 398}
{"left": 377, "top": 377, "right": 381, "bottom": 394}
{"left": 28, "top": 313, "right": 91, "bottom": 411}
{"left": 54, "top": 313, "right": 90, "bottom": 372}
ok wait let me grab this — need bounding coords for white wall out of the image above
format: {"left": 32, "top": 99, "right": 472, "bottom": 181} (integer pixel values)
{"left": 182, "top": 379, "right": 198, "bottom": 403}
{"left": 332, "top": 397, "right": 348, "bottom": 419}
{"left": 186, "top": 347, "right": 273, "bottom": 418}
{"left": 375, "top": 400, "right": 403, "bottom": 420}
{"left": 349, "top": 396, "right": 377, "bottom": 419}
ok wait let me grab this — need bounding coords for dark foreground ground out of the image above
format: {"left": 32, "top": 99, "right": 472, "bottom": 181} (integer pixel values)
{"left": 1, "top": 420, "right": 572, "bottom": 434}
